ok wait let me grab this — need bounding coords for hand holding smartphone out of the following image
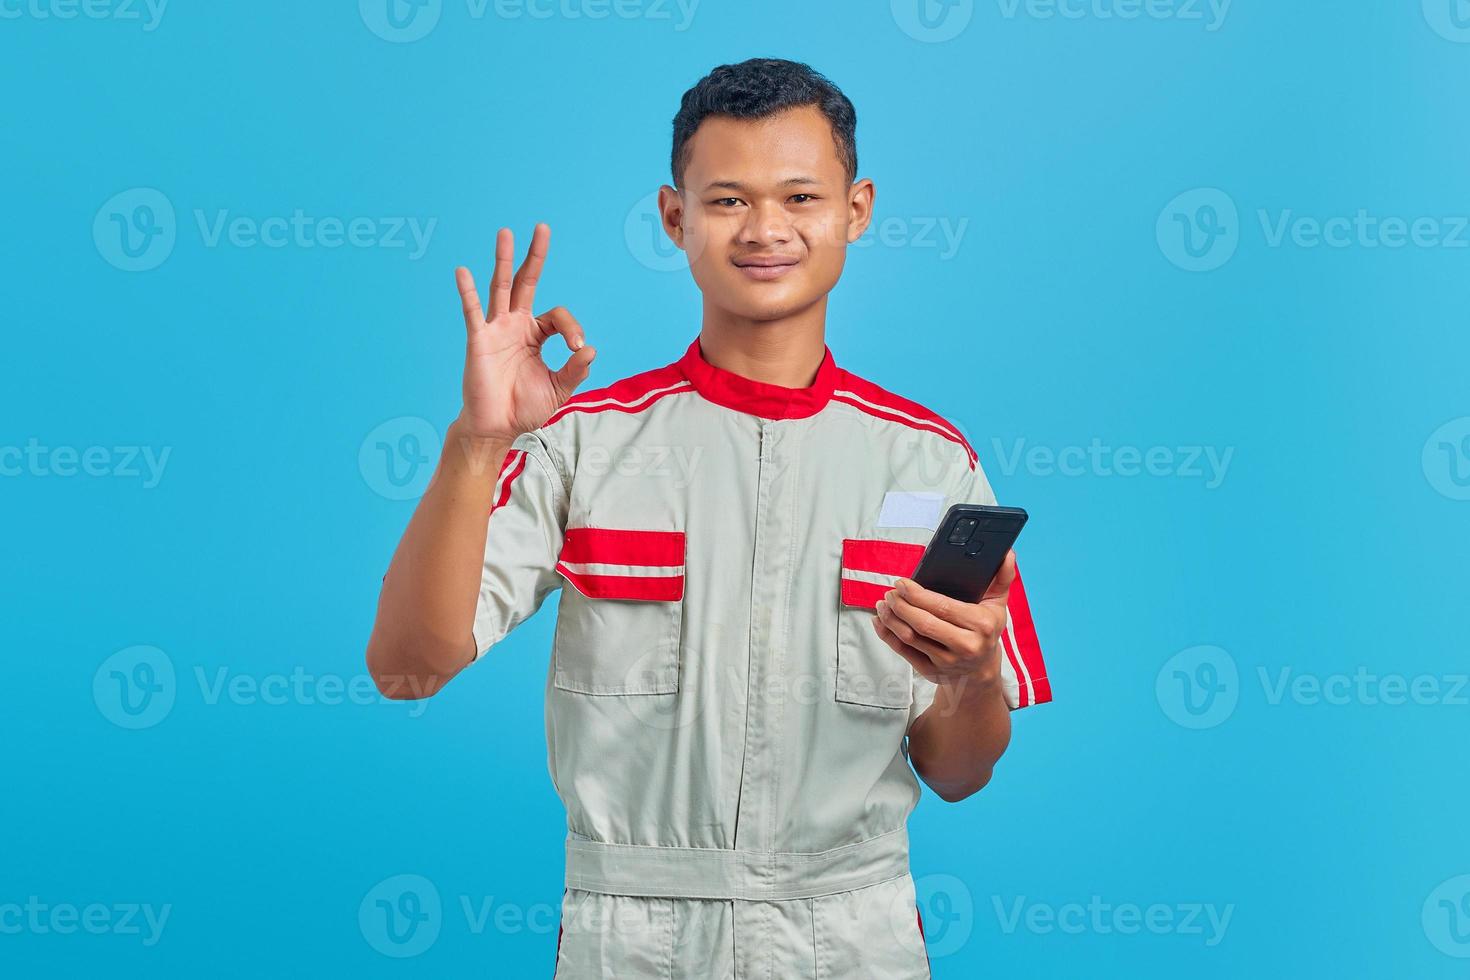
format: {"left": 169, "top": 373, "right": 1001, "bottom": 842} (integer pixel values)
{"left": 911, "top": 504, "right": 1028, "bottom": 603}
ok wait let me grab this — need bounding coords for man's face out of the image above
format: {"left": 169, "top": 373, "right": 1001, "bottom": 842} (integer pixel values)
{"left": 658, "top": 105, "right": 874, "bottom": 322}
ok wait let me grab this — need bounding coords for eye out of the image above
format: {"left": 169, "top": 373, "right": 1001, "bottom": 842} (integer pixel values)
{"left": 790, "top": 194, "right": 816, "bottom": 204}
{"left": 714, "top": 197, "right": 743, "bottom": 208}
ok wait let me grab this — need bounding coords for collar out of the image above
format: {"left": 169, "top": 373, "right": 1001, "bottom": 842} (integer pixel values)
{"left": 674, "top": 335, "right": 839, "bottom": 420}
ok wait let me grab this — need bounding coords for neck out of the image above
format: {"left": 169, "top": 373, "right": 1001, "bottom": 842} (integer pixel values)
{"left": 697, "top": 295, "right": 829, "bottom": 388}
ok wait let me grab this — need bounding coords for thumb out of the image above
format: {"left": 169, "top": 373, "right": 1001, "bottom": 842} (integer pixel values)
{"left": 551, "top": 344, "right": 596, "bottom": 400}
{"left": 980, "top": 550, "right": 1017, "bottom": 605}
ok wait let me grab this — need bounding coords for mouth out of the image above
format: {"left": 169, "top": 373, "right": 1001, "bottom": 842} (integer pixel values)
{"left": 733, "top": 256, "right": 800, "bottom": 281}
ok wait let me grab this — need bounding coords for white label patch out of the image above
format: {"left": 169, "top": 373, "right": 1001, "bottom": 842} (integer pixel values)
{"left": 876, "top": 491, "right": 945, "bottom": 530}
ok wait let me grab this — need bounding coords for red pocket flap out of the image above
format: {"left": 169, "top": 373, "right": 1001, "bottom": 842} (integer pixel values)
{"left": 839, "top": 538, "right": 926, "bottom": 610}
{"left": 556, "top": 527, "right": 686, "bottom": 601}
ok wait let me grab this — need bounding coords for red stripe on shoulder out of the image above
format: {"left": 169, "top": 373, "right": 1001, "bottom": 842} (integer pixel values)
{"left": 832, "top": 369, "right": 977, "bottom": 467}
{"left": 488, "top": 448, "right": 528, "bottom": 516}
{"left": 544, "top": 364, "right": 691, "bottom": 427}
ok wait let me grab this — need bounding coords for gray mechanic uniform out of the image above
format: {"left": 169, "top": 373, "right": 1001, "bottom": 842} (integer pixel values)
{"left": 471, "top": 336, "right": 1052, "bottom": 978}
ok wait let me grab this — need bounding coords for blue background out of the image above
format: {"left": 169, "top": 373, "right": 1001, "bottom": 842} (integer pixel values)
{"left": 3, "top": 1, "right": 1468, "bottom": 976}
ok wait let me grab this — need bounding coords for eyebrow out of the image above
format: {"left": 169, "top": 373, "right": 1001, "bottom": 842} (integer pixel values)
{"left": 701, "top": 176, "right": 823, "bottom": 193}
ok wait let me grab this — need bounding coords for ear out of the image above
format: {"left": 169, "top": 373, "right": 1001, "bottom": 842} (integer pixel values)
{"left": 846, "top": 178, "right": 875, "bottom": 243}
{"left": 657, "top": 184, "right": 686, "bottom": 250}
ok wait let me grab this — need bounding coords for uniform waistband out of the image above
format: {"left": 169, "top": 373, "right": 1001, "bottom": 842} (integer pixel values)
{"left": 563, "top": 827, "right": 910, "bottom": 902}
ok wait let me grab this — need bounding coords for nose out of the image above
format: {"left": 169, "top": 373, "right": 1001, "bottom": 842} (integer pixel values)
{"left": 737, "top": 199, "right": 793, "bottom": 248}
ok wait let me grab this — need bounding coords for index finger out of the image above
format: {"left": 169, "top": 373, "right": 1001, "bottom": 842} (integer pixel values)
{"left": 889, "top": 576, "right": 988, "bottom": 632}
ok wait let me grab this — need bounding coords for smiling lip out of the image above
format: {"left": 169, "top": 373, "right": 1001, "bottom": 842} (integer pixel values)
{"left": 734, "top": 257, "right": 799, "bottom": 281}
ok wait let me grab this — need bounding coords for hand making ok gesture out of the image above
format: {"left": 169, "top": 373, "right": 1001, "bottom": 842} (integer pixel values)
{"left": 453, "top": 223, "right": 596, "bottom": 443}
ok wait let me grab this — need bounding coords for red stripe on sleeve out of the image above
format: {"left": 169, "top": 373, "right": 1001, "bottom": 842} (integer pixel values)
{"left": 1000, "top": 628, "right": 1031, "bottom": 707}
{"left": 1006, "top": 567, "right": 1051, "bottom": 706}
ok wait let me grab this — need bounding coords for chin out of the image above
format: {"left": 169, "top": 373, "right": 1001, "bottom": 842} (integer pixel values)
{"left": 728, "top": 292, "right": 810, "bottom": 322}
{"left": 720, "top": 279, "right": 813, "bottom": 319}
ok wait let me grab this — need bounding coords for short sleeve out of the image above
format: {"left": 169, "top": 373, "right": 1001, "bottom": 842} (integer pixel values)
{"left": 469, "top": 431, "right": 567, "bottom": 661}
{"left": 907, "top": 454, "right": 1052, "bottom": 731}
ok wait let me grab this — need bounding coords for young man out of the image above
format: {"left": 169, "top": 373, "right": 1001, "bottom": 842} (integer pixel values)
{"left": 367, "top": 58, "right": 1050, "bottom": 979}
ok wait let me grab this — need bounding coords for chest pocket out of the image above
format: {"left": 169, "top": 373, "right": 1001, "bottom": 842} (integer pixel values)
{"left": 552, "top": 526, "right": 685, "bottom": 695}
{"left": 836, "top": 538, "right": 927, "bottom": 709}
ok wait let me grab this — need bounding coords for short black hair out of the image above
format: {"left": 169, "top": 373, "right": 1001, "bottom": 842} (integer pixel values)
{"left": 670, "top": 58, "right": 858, "bottom": 191}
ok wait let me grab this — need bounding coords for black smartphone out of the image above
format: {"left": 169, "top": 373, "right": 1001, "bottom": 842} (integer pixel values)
{"left": 911, "top": 504, "right": 1028, "bottom": 603}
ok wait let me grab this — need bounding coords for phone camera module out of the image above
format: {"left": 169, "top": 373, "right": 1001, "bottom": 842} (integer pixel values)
{"left": 947, "top": 517, "right": 977, "bottom": 545}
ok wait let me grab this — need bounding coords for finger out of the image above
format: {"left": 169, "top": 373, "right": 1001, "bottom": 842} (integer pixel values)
{"left": 551, "top": 345, "right": 597, "bottom": 400}
{"left": 876, "top": 595, "right": 960, "bottom": 663}
{"left": 870, "top": 615, "right": 939, "bottom": 682}
{"left": 489, "top": 227, "right": 514, "bottom": 317}
{"left": 532, "top": 306, "right": 587, "bottom": 352}
{"left": 980, "top": 550, "right": 1018, "bottom": 605}
{"left": 510, "top": 222, "right": 550, "bottom": 313}
{"left": 454, "top": 266, "right": 483, "bottom": 331}
{"left": 890, "top": 577, "right": 988, "bottom": 633}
